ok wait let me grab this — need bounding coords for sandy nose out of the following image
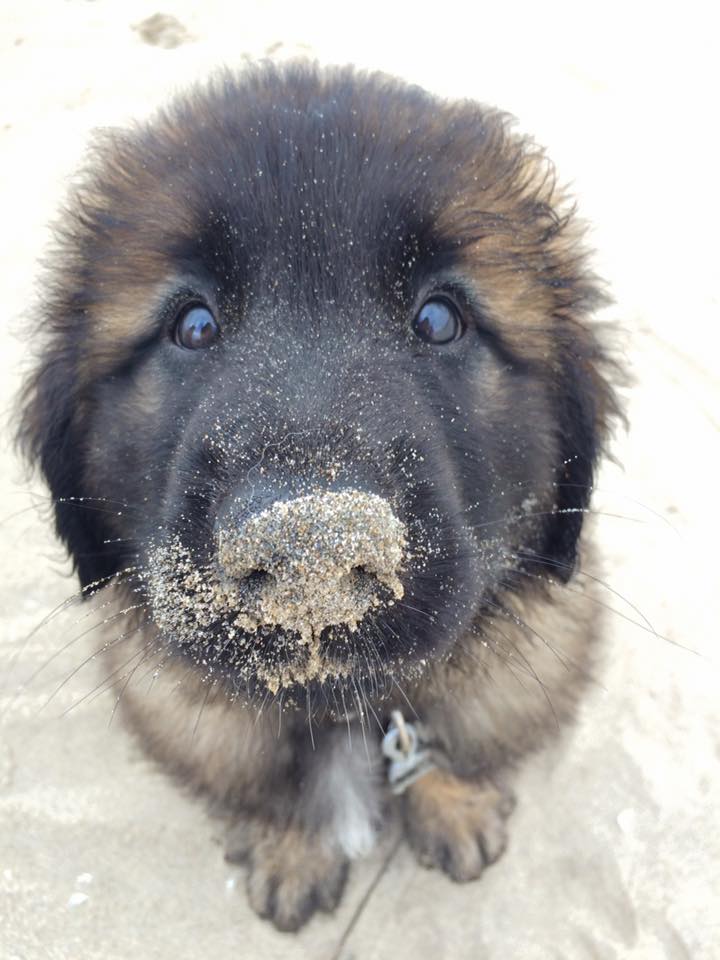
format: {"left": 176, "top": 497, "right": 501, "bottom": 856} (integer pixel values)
{"left": 217, "top": 489, "right": 406, "bottom": 636}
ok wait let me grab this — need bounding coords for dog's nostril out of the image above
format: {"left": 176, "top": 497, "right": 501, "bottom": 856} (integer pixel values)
{"left": 244, "top": 568, "right": 272, "bottom": 587}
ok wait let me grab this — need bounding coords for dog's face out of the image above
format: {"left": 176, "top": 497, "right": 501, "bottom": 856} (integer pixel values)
{"left": 20, "top": 65, "right": 614, "bottom": 704}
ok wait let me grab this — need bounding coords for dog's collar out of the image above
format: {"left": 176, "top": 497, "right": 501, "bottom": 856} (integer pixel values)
{"left": 382, "top": 710, "right": 439, "bottom": 794}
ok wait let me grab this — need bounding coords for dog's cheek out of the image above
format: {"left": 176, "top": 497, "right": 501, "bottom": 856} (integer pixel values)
{"left": 17, "top": 351, "right": 121, "bottom": 589}
{"left": 84, "top": 367, "right": 178, "bottom": 518}
{"left": 537, "top": 345, "right": 616, "bottom": 580}
{"left": 457, "top": 366, "right": 558, "bottom": 529}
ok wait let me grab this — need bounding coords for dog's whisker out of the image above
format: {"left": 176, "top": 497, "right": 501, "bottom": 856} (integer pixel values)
{"left": 393, "top": 600, "right": 436, "bottom": 623}
{"left": 454, "top": 637, "right": 532, "bottom": 692}
{"left": 134, "top": 656, "right": 169, "bottom": 698}
{"left": 350, "top": 679, "right": 372, "bottom": 767}
{"left": 61, "top": 629, "right": 157, "bottom": 715}
{"left": 0, "top": 495, "right": 153, "bottom": 528}
{"left": 390, "top": 675, "right": 419, "bottom": 720}
{"left": 192, "top": 680, "right": 216, "bottom": 741}
{"left": 468, "top": 623, "right": 561, "bottom": 727}
{"left": 501, "top": 566, "right": 675, "bottom": 643}
{"left": 355, "top": 662, "right": 385, "bottom": 733}
{"left": 108, "top": 643, "right": 160, "bottom": 728}
{"left": 306, "top": 686, "right": 316, "bottom": 751}
{"left": 40, "top": 613, "right": 150, "bottom": 713}
{"left": 2, "top": 566, "right": 138, "bottom": 700}
{"left": 6, "top": 600, "right": 144, "bottom": 715}
{"left": 466, "top": 507, "right": 647, "bottom": 531}
{"left": 483, "top": 597, "right": 574, "bottom": 675}
{"left": 550, "top": 482, "right": 680, "bottom": 534}
{"left": 515, "top": 548, "right": 664, "bottom": 635}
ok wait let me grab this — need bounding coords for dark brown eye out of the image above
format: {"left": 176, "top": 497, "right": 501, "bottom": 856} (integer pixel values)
{"left": 412, "top": 297, "right": 463, "bottom": 344}
{"left": 174, "top": 304, "right": 220, "bottom": 350}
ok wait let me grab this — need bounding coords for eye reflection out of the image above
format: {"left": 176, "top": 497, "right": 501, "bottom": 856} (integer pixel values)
{"left": 174, "top": 305, "right": 220, "bottom": 350}
{"left": 412, "top": 297, "right": 463, "bottom": 345}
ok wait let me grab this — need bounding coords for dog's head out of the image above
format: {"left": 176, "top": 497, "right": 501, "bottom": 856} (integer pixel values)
{"left": 18, "top": 63, "right": 617, "bottom": 701}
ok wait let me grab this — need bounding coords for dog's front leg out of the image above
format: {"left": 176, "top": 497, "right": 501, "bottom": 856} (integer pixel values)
{"left": 225, "top": 720, "right": 381, "bottom": 931}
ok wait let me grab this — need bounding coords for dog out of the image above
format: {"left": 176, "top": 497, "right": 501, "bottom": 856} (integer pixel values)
{"left": 18, "top": 62, "right": 619, "bottom": 931}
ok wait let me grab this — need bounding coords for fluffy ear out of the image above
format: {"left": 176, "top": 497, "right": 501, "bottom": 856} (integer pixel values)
{"left": 16, "top": 350, "right": 120, "bottom": 591}
{"left": 530, "top": 326, "right": 620, "bottom": 583}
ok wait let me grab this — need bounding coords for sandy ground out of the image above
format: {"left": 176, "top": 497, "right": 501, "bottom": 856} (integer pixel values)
{"left": 1, "top": 2, "right": 719, "bottom": 958}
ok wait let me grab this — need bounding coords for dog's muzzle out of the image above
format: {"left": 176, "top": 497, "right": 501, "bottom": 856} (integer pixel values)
{"left": 216, "top": 489, "right": 407, "bottom": 639}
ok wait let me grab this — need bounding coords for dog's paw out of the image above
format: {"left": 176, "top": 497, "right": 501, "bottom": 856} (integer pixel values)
{"left": 225, "top": 819, "right": 349, "bottom": 932}
{"left": 403, "top": 769, "right": 515, "bottom": 882}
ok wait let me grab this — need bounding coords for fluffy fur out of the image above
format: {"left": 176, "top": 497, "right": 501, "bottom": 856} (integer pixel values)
{"left": 18, "top": 63, "right": 620, "bottom": 931}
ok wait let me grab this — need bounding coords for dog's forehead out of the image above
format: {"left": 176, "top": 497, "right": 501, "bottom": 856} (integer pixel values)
{"left": 136, "top": 72, "right": 472, "bottom": 272}
{"left": 78, "top": 72, "right": 481, "bottom": 345}
{"left": 67, "top": 66, "right": 576, "bottom": 372}
{"left": 177, "top": 99, "right": 448, "bottom": 299}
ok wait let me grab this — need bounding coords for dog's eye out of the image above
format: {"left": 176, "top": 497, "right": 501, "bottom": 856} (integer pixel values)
{"left": 412, "top": 297, "right": 463, "bottom": 345}
{"left": 174, "top": 305, "right": 220, "bottom": 350}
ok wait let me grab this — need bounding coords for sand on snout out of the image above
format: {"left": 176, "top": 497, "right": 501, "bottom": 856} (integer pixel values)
{"left": 146, "top": 489, "right": 407, "bottom": 690}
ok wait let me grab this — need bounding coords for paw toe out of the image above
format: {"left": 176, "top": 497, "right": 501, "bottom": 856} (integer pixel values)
{"left": 315, "top": 859, "right": 349, "bottom": 913}
{"left": 242, "top": 823, "right": 349, "bottom": 931}
{"left": 403, "top": 771, "right": 515, "bottom": 883}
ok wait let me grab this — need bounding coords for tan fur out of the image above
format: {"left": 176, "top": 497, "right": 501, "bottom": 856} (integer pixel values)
{"left": 103, "top": 611, "right": 284, "bottom": 809}
{"left": 19, "top": 64, "right": 620, "bottom": 930}
{"left": 105, "top": 548, "right": 602, "bottom": 808}
{"left": 419, "top": 562, "right": 604, "bottom": 777}
{"left": 404, "top": 770, "right": 514, "bottom": 880}
{"left": 230, "top": 820, "right": 349, "bottom": 932}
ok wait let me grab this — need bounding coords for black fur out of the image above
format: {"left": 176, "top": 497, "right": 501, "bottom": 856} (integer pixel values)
{"left": 17, "top": 62, "right": 621, "bottom": 930}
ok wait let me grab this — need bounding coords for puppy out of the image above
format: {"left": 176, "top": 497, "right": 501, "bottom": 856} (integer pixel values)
{"left": 18, "top": 63, "right": 619, "bottom": 931}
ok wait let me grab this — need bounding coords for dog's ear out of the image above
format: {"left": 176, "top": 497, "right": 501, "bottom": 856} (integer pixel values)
{"left": 531, "top": 326, "right": 619, "bottom": 583}
{"left": 17, "top": 349, "right": 119, "bottom": 591}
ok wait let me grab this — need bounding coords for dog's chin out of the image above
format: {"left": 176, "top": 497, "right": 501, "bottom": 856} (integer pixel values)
{"left": 158, "top": 594, "right": 471, "bottom": 711}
